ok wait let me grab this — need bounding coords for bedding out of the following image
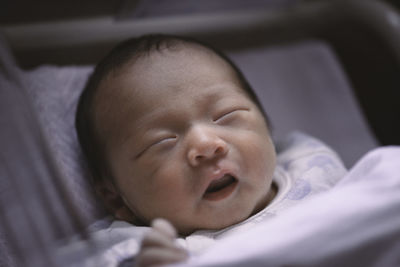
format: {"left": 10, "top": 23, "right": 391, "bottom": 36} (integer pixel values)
{"left": 56, "top": 134, "right": 400, "bottom": 267}
{"left": 0, "top": 36, "right": 102, "bottom": 224}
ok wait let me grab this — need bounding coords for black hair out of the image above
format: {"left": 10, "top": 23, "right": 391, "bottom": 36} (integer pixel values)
{"left": 75, "top": 34, "right": 269, "bottom": 184}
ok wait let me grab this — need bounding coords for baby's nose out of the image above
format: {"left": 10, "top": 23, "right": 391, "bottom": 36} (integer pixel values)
{"left": 187, "top": 126, "right": 228, "bottom": 166}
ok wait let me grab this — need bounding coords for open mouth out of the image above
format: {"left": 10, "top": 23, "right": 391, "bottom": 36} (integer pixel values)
{"left": 203, "top": 175, "right": 238, "bottom": 201}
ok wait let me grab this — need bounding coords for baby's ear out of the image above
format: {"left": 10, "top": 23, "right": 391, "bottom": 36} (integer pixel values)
{"left": 94, "top": 179, "right": 136, "bottom": 222}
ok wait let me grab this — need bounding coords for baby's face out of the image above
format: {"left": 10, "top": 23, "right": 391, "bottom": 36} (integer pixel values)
{"left": 96, "top": 46, "right": 276, "bottom": 235}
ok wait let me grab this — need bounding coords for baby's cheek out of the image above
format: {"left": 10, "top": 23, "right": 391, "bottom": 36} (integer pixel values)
{"left": 244, "top": 134, "right": 275, "bottom": 178}
{"left": 151, "top": 163, "right": 191, "bottom": 203}
{"left": 137, "top": 176, "right": 189, "bottom": 222}
{"left": 260, "top": 142, "right": 277, "bottom": 178}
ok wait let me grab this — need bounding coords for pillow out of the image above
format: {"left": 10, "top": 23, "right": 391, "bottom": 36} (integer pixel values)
{"left": 23, "top": 65, "right": 106, "bottom": 223}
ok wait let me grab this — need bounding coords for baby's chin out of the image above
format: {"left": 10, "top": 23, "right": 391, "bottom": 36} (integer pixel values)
{"left": 176, "top": 211, "right": 252, "bottom": 236}
{"left": 178, "top": 189, "right": 276, "bottom": 236}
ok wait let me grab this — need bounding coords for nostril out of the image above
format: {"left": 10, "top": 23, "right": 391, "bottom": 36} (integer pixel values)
{"left": 215, "top": 146, "right": 225, "bottom": 155}
{"left": 195, "top": 155, "right": 205, "bottom": 162}
{"left": 192, "top": 146, "right": 226, "bottom": 165}
{"left": 188, "top": 150, "right": 206, "bottom": 166}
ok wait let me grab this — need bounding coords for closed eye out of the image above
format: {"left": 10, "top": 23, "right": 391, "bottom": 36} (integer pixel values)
{"left": 136, "top": 135, "right": 177, "bottom": 158}
{"left": 151, "top": 136, "right": 177, "bottom": 147}
{"left": 214, "top": 108, "right": 249, "bottom": 123}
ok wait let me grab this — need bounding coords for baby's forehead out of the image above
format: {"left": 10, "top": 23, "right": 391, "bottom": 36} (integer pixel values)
{"left": 101, "top": 44, "right": 240, "bottom": 100}
{"left": 97, "top": 49, "right": 253, "bottom": 136}
{"left": 93, "top": 43, "right": 246, "bottom": 137}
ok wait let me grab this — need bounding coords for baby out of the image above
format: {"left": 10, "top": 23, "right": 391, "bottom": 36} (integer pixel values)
{"left": 75, "top": 34, "right": 345, "bottom": 266}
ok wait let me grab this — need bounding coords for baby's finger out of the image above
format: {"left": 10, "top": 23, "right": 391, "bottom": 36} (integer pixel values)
{"left": 151, "top": 218, "right": 177, "bottom": 239}
{"left": 136, "top": 247, "right": 188, "bottom": 267}
{"left": 141, "top": 229, "right": 179, "bottom": 250}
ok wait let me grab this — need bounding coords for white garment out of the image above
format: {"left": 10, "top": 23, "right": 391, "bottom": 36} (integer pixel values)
{"left": 61, "top": 132, "right": 347, "bottom": 266}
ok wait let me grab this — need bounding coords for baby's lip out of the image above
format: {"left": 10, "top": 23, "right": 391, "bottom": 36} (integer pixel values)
{"left": 202, "top": 170, "right": 238, "bottom": 201}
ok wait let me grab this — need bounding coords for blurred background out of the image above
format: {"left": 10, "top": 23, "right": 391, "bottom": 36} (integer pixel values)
{"left": 1, "top": 0, "right": 297, "bottom": 23}
{"left": 1, "top": 0, "right": 399, "bottom": 68}
{"left": 1, "top": 0, "right": 399, "bottom": 25}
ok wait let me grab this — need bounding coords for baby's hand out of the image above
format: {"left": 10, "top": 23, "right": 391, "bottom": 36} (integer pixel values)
{"left": 135, "top": 218, "right": 188, "bottom": 267}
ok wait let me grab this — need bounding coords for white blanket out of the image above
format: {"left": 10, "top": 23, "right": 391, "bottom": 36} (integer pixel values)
{"left": 58, "top": 145, "right": 400, "bottom": 267}
{"left": 172, "top": 147, "right": 400, "bottom": 267}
